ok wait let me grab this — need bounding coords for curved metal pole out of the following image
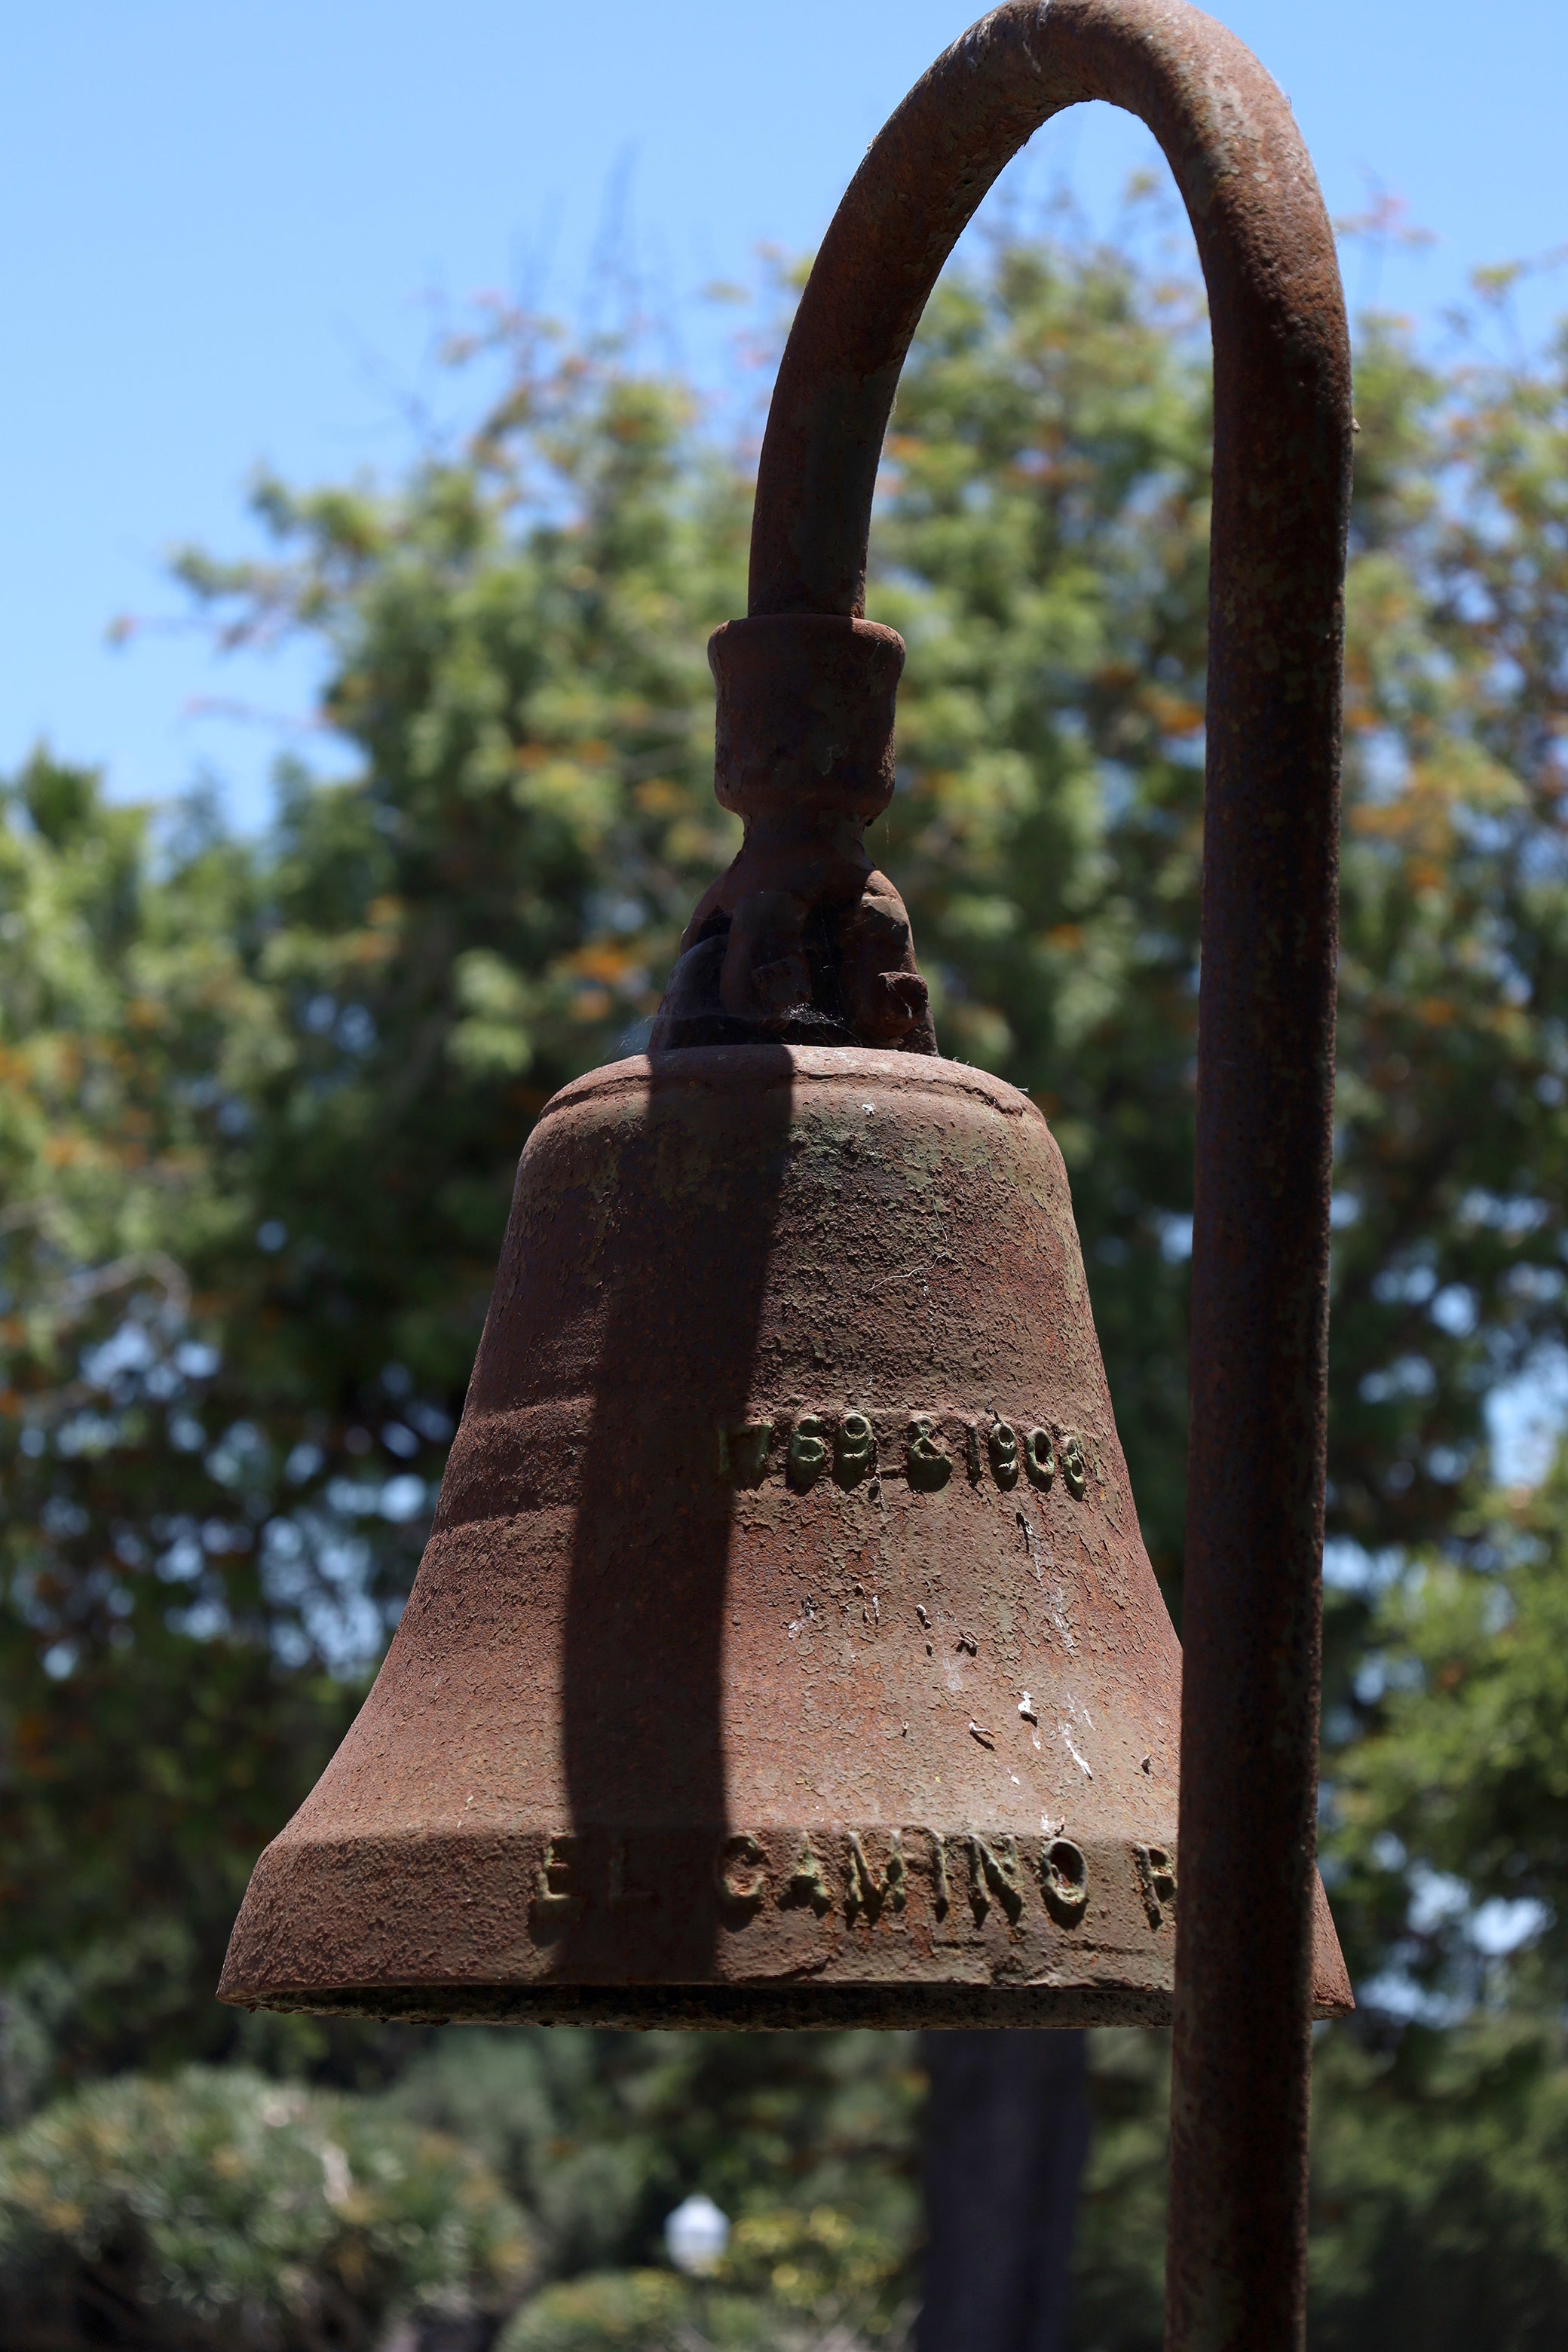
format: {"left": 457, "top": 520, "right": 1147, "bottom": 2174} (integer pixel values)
{"left": 749, "top": 6, "right": 1352, "bottom": 2347}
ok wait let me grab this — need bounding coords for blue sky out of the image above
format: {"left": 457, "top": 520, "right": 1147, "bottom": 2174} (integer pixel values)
{"left": 4, "top": 0, "right": 1566, "bottom": 825}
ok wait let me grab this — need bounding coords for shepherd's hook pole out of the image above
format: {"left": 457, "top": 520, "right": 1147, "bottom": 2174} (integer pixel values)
{"left": 747, "top": 5, "right": 1352, "bottom": 2342}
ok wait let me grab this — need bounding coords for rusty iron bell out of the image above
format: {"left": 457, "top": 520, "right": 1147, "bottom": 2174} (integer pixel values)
{"left": 222, "top": 0, "right": 1353, "bottom": 2034}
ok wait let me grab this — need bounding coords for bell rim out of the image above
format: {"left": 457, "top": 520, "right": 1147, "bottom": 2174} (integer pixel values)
{"left": 216, "top": 1980, "right": 1353, "bottom": 2029}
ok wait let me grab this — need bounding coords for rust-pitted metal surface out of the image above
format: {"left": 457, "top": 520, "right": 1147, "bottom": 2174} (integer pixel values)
{"left": 225, "top": 6, "right": 1349, "bottom": 2340}
{"left": 220, "top": 1050, "right": 1349, "bottom": 2029}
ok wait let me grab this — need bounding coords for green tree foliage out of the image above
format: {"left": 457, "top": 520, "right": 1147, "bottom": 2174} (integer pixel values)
{"left": 1328, "top": 1461, "right": 1568, "bottom": 2008}
{"left": 5, "top": 217, "right": 1568, "bottom": 2340}
{"left": 0, "top": 2064, "right": 531, "bottom": 2349}
{"left": 0, "top": 755, "right": 363, "bottom": 2085}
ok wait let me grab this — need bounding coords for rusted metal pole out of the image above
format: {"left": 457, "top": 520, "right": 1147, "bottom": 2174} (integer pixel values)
{"left": 745, "top": 6, "right": 1352, "bottom": 2344}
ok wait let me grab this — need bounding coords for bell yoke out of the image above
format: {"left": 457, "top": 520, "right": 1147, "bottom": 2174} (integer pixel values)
{"left": 651, "top": 614, "right": 936, "bottom": 1053}
{"left": 222, "top": 0, "right": 1352, "bottom": 2252}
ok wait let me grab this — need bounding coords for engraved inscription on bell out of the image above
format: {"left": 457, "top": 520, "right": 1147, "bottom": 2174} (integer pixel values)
{"left": 1135, "top": 1842, "right": 1178, "bottom": 1928}
{"left": 781, "top": 1837, "right": 835, "bottom": 1916}
{"left": 531, "top": 1835, "right": 586, "bottom": 1922}
{"left": 846, "top": 1831, "right": 908, "bottom": 1922}
{"left": 906, "top": 1416, "right": 952, "bottom": 1492}
{"left": 715, "top": 1831, "right": 767, "bottom": 1916}
{"left": 714, "top": 1407, "right": 1098, "bottom": 1500}
{"left": 718, "top": 1422, "right": 773, "bottom": 1486}
{"left": 516, "top": 1828, "right": 1194, "bottom": 1946}
{"left": 968, "top": 1833, "right": 1026, "bottom": 1924}
{"left": 1042, "top": 1836, "right": 1090, "bottom": 1924}
{"left": 787, "top": 1414, "right": 828, "bottom": 1491}
{"left": 834, "top": 1411, "right": 875, "bottom": 1486}
{"left": 988, "top": 1419, "right": 1021, "bottom": 1488}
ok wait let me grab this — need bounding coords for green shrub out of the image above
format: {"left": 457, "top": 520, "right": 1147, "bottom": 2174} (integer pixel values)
{"left": 0, "top": 2063, "right": 531, "bottom": 2350}
{"left": 720, "top": 2204, "right": 908, "bottom": 2334}
{"left": 497, "top": 2268, "right": 693, "bottom": 2351}
{"left": 495, "top": 2201, "right": 906, "bottom": 2352}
